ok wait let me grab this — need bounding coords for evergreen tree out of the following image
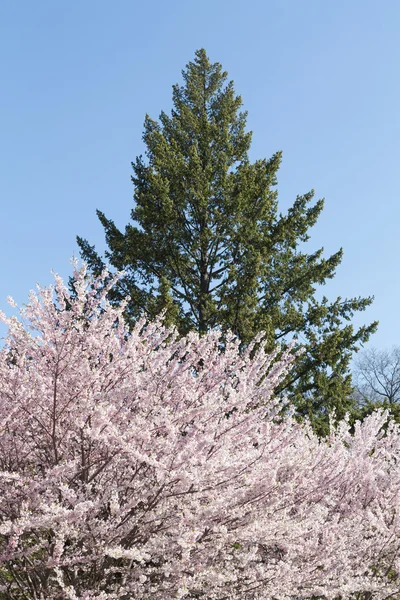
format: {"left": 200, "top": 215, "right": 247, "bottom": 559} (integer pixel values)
{"left": 77, "top": 49, "right": 377, "bottom": 435}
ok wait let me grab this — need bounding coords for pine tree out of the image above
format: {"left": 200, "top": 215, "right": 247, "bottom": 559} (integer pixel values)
{"left": 77, "top": 49, "right": 377, "bottom": 435}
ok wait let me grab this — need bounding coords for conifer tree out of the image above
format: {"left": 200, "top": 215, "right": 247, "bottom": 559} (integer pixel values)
{"left": 77, "top": 49, "right": 377, "bottom": 434}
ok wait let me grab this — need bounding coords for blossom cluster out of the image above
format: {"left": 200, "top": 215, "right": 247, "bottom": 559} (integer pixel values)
{"left": 0, "top": 265, "right": 399, "bottom": 599}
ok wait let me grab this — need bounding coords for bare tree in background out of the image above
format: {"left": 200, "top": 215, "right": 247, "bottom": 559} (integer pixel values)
{"left": 353, "top": 347, "right": 400, "bottom": 406}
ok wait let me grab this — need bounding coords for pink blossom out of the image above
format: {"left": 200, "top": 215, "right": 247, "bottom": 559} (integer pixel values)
{"left": 0, "top": 265, "right": 399, "bottom": 598}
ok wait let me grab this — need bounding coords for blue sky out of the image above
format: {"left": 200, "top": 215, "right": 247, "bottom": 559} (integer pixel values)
{"left": 1, "top": 0, "right": 399, "bottom": 353}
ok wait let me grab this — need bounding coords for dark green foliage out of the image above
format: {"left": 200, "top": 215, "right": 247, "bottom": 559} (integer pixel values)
{"left": 77, "top": 49, "right": 377, "bottom": 436}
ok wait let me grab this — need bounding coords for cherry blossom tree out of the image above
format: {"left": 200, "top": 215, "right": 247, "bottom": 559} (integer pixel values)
{"left": 0, "top": 264, "right": 399, "bottom": 599}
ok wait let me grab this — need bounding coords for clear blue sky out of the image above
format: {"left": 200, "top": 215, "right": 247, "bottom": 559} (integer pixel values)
{"left": 1, "top": 1, "right": 399, "bottom": 352}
